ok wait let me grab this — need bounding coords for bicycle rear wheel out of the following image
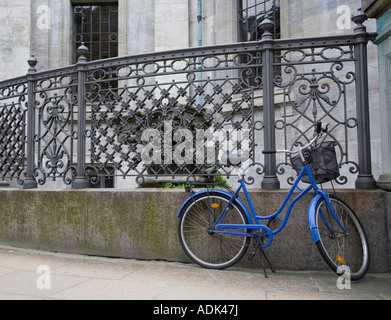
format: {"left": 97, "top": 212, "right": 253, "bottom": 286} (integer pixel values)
{"left": 178, "top": 192, "right": 251, "bottom": 270}
{"left": 315, "top": 195, "right": 370, "bottom": 281}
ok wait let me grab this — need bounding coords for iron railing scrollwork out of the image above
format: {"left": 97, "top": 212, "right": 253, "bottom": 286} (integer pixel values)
{"left": 0, "top": 9, "right": 378, "bottom": 190}
{"left": 0, "top": 76, "right": 27, "bottom": 185}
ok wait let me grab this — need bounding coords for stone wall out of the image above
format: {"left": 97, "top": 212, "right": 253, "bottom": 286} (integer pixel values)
{"left": 0, "top": 0, "right": 31, "bottom": 80}
{"left": 0, "top": 188, "right": 389, "bottom": 272}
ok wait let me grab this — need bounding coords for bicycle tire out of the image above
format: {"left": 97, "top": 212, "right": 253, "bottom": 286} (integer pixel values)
{"left": 178, "top": 192, "right": 251, "bottom": 270}
{"left": 314, "top": 195, "right": 370, "bottom": 281}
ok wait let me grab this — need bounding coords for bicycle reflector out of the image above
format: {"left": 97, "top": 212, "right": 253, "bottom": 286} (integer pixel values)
{"left": 336, "top": 255, "right": 346, "bottom": 264}
{"left": 211, "top": 203, "right": 220, "bottom": 209}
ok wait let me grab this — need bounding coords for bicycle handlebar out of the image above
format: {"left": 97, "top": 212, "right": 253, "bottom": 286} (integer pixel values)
{"left": 262, "top": 122, "right": 328, "bottom": 158}
{"left": 275, "top": 134, "right": 319, "bottom": 156}
{"left": 316, "top": 121, "right": 322, "bottom": 135}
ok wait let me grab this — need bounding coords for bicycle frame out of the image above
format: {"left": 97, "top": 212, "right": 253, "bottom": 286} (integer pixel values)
{"left": 179, "top": 163, "right": 346, "bottom": 248}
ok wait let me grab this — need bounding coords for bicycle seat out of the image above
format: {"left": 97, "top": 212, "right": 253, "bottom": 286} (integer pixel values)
{"left": 220, "top": 152, "right": 249, "bottom": 166}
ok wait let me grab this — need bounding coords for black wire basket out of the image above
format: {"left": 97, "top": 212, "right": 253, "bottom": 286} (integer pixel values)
{"left": 291, "top": 141, "right": 340, "bottom": 184}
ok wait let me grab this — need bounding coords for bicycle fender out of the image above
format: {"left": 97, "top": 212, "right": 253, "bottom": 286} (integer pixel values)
{"left": 177, "top": 189, "right": 251, "bottom": 222}
{"left": 308, "top": 193, "right": 323, "bottom": 242}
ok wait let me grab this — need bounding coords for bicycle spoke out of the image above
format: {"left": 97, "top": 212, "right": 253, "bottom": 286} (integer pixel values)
{"left": 315, "top": 196, "right": 369, "bottom": 280}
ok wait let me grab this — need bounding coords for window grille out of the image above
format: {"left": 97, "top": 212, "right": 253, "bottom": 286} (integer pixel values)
{"left": 73, "top": 3, "right": 119, "bottom": 63}
{"left": 238, "top": 0, "right": 280, "bottom": 41}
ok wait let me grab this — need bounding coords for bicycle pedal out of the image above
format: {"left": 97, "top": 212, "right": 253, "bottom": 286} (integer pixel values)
{"left": 247, "top": 251, "right": 256, "bottom": 261}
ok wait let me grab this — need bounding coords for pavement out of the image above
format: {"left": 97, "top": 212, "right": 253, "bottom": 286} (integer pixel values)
{"left": 0, "top": 245, "right": 390, "bottom": 301}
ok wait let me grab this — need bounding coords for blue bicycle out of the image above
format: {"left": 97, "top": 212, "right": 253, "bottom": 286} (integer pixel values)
{"left": 177, "top": 123, "right": 370, "bottom": 281}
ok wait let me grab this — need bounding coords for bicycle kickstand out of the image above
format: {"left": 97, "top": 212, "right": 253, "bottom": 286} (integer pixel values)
{"left": 248, "top": 234, "right": 276, "bottom": 278}
{"left": 259, "top": 247, "right": 276, "bottom": 278}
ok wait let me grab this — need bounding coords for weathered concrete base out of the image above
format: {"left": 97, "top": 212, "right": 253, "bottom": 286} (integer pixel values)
{"left": 0, "top": 188, "right": 390, "bottom": 272}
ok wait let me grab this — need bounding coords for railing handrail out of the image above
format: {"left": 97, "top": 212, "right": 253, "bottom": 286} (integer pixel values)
{"left": 0, "top": 29, "right": 378, "bottom": 88}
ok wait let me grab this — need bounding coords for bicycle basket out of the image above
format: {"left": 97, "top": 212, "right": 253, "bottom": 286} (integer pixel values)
{"left": 290, "top": 141, "right": 340, "bottom": 184}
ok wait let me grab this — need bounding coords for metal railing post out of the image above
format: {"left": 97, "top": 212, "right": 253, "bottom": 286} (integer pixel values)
{"left": 352, "top": 10, "right": 377, "bottom": 189}
{"left": 23, "top": 55, "right": 38, "bottom": 189}
{"left": 72, "top": 44, "right": 89, "bottom": 189}
{"left": 261, "top": 19, "right": 280, "bottom": 190}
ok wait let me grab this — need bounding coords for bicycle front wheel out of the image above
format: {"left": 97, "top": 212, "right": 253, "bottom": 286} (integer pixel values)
{"left": 178, "top": 192, "right": 251, "bottom": 270}
{"left": 315, "top": 195, "right": 370, "bottom": 281}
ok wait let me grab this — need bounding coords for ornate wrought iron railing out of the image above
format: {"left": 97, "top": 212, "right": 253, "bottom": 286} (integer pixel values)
{"left": 0, "top": 11, "right": 377, "bottom": 190}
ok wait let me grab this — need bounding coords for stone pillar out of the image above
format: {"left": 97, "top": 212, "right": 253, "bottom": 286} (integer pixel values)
{"left": 154, "top": 0, "right": 189, "bottom": 52}
{"left": 363, "top": 0, "right": 391, "bottom": 190}
{"left": 121, "top": 0, "right": 155, "bottom": 56}
{"left": 0, "top": 0, "right": 31, "bottom": 80}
